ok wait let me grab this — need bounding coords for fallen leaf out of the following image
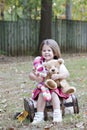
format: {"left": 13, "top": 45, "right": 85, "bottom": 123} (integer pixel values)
{"left": 20, "top": 83, "right": 25, "bottom": 88}
{"left": 1, "top": 99, "right": 7, "bottom": 104}
{"left": 7, "top": 127, "right": 14, "bottom": 130}
{"left": 0, "top": 109, "right": 3, "bottom": 112}
{"left": 44, "top": 123, "right": 53, "bottom": 130}
{"left": 85, "top": 111, "right": 87, "bottom": 115}
{"left": 75, "top": 122, "right": 84, "bottom": 128}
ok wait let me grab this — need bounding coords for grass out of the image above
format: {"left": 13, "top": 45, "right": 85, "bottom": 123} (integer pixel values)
{"left": 0, "top": 54, "right": 87, "bottom": 130}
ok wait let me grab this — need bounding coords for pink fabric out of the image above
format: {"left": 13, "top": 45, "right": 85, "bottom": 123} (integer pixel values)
{"left": 32, "top": 87, "right": 70, "bottom": 100}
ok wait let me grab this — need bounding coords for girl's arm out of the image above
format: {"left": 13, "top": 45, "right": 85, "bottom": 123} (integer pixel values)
{"left": 51, "top": 64, "right": 70, "bottom": 80}
{"left": 29, "top": 72, "right": 43, "bottom": 82}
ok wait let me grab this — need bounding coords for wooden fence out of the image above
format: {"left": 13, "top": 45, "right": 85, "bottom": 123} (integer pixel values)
{"left": 0, "top": 19, "right": 87, "bottom": 56}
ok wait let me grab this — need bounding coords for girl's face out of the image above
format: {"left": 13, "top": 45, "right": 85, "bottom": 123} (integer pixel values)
{"left": 41, "top": 44, "right": 54, "bottom": 62}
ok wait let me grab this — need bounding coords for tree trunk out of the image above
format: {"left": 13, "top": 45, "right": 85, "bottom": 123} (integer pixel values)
{"left": 0, "top": 0, "right": 5, "bottom": 20}
{"left": 38, "top": 0, "right": 52, "bottom": 50}
{"left": 66, "top": 0, "right": 72, "bottom": 20}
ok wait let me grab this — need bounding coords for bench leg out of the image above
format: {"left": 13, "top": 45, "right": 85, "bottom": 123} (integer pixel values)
{"left": 71, "top": 95, "right": 79, "bottom": 114}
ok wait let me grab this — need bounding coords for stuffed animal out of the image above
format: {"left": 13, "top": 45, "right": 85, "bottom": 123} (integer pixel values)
{"left": 33, "top": 56, "right": 51, "bottom": 101}
{"left": 44, "top": 58, "right": 76, "bottom": 94}
{"left": 33, "top": 56, "right": 47, "bottom": 78}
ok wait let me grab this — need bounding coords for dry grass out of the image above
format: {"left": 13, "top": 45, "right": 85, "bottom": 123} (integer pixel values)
{"left": 0, "top": 54, "right": 87, "bottom": 130}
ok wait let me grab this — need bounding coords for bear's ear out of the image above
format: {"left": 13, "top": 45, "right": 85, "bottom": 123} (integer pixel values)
{"left": 58, "top": 58, "right": 64, "bottom": 64}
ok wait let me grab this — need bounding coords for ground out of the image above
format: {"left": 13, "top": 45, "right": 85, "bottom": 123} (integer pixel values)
{"left": 0, "top": 54, "right": 87, "bottom": 130}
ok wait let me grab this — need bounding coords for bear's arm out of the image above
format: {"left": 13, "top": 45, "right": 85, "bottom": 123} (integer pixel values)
{"left": 58, "top": 64, "right": 70, "bottom": 79}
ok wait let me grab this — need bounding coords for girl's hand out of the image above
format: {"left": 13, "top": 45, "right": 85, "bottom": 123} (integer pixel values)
{"left": 51, "top": 74, "right": 59, "bottom": 81}
{"left": 29, "top": 72, "right": 43, "bottom": 82}
{"left": 35, "top": 75, "right": 43, "bottom": 82}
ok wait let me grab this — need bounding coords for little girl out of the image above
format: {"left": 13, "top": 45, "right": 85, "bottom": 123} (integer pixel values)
{"left": 29, "top": 39, "right": 70, "bottom": 124}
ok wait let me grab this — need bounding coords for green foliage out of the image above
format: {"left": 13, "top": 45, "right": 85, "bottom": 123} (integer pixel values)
{"left": 52, "top": 0, "right": 66, "bottom": 18}
{"left": 0, "top": 50, "right": 7, "bottom": 55}
{"left": 2, "top": 0, "right": 87, "bottom": 21}
{"left": 53, "top": 0, "right": 87, "bottom": 20}
{"left": 4, "top": 0, "right": 41, "bottom": 20}
{"left": 72, "top": 0, "right": 87, "bottom": 20}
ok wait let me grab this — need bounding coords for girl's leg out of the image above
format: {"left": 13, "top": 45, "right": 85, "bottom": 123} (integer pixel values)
{"left": 51, "top": 92, "right": 60, "bottom": 109}
{"left": 51, "top": 92, "right": 62, "bottom": 123}
{"left": 32, "top": 93, "right": 46, "bottom": 124}
{"left": 37, "top": 93, "right": 46, "bottom": 111}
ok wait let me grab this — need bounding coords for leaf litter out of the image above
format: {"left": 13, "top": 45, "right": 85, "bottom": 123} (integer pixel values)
{"left": 0, "top": 55, "right": 87, "bottom": 130}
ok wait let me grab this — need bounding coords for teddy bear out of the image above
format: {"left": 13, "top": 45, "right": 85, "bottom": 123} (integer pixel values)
{"left": 44, "top": 58, "right": 76, "bottom": 94}
{"left": 33, "top": 56, "right": 51, "bottom": 101}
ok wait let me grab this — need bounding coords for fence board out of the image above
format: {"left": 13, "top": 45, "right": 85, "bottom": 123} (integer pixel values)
{"left": 0, "top": 19, "right": 87, "bottom": 56}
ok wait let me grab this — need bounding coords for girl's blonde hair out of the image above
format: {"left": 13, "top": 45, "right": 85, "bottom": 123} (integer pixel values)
{"left": 40, "top": 39, "right": 61, "bottom": 59}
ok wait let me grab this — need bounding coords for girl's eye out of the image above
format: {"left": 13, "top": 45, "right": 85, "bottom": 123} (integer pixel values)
{"left": 43, "top": 50, "right": 46, "bottom": 52}
{"left": 42, "top": 49, "right": 51, "bottom": 52}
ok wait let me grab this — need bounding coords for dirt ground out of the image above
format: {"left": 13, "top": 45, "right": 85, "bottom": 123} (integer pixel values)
{"left": 0, "top": 54, "right": 87, "bottom": 130}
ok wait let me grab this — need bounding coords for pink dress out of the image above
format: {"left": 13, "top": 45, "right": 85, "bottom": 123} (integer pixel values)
{"left": 32, "top": 87, "right": 69, "bottom": 100}
{"left": 32, "top": 56, "right": 70, "bottom": 100}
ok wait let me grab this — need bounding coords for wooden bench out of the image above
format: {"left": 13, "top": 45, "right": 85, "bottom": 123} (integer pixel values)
{"left": 24, "top": 94, "right": 79, "bottom": 122}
